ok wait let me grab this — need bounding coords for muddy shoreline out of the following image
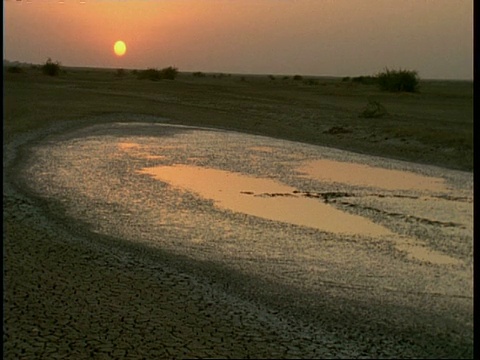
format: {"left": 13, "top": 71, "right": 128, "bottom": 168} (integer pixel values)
{"left": 4, "top": 115, "right": 474, "bottom": 359}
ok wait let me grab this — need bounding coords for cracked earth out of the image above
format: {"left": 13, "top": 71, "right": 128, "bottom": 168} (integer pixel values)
{"left": 4, "top": 119, "right": 473, "bottom": 358}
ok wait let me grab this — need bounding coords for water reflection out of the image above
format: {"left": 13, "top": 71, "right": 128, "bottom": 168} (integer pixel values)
{"left": 298, "top": 159, "right": 448, "bottom": 192}
{"left": 137, "top": 164, "right": 392, "bottom": 237}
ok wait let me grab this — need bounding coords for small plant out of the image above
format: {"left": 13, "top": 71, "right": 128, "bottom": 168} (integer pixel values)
{"left": 359, "top": 99, "right": 388, "bottom": 118}
{"left": 41, "top": 58, "right": 61, "bottom": 76}
{"left": 293, "top": 75, "right": 303, "bottom": 81}
{"left": 192, "top": 71, "right": 206, "bottom": 77}
{"left": 376, "top": 68, "right": 419, "bottom": 92}
{"left": 268, "top": 75, "right": 276, "bottom": 81}
{"left": 341, "top": 76, "right": 351, "bottom": 82}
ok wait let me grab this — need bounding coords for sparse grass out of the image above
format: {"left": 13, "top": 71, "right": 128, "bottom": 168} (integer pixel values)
{"left": 4, "top": 66, "right": 473, "bottom": 171}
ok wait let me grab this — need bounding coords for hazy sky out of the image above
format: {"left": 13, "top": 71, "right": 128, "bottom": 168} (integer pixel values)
{"left": 4, "top": 0, "right": 473, "bottom": 79}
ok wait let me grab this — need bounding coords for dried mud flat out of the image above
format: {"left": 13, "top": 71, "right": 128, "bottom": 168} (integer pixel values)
{"left": 4, "top": 116, "right": 473, "bottom": 359}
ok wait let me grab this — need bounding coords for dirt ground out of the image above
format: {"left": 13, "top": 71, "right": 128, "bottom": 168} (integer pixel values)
{"left": 3, "top": 69, "right": 474, "bottom": 359}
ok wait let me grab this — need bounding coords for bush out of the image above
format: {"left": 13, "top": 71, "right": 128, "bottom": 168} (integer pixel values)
{"left": 137, "top": 66, "right": 178, "bottom": 80}
{"left": 376, "top": 68, "right": 419, "bottom": 92}
{"left": 42, "top": 58, "right": 61, "bottom": 76}
{"left": 192, "top": 71, "right": 206, "bottom": 77}
{"left": 160, "top": 66, "right": 178, "bottom": 80}
{"left": 293, "top": 75, "right": 303, "bottom": 81}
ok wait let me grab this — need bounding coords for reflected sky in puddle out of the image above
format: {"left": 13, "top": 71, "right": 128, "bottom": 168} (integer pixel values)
{"left": 298, "top": 159, "right": 448, "bottom": 192}
{"left": 124, "top": 137, "right": 465, "bottom": 266}
{"left": 137, "top": 164, "right": 392, "bottom": 237}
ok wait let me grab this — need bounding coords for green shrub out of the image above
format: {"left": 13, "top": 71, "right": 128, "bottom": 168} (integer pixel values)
{"left": 192, "top": 71, "right": 206, "bottom": 77}
{"left": 41, "top": 58, "right": 61, "bottom": 76}
{"left": 342, "top": 76, "right": 351, "bottom": 82}
{"left": 293, "top": 75, "right": 303, "bottom": 81}
{"left": 376, "top": 68, "right": 419, "bottom": 92}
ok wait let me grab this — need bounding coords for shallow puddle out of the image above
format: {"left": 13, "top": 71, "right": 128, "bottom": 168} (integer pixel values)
{"left": 298, "top": 159, "right": 448, "bottom": 192}
{"left": 395, "top": 239, "right": 462, "bottom": 265}
{"left": 137, "top": 164, "right": 392, "bottom": 237}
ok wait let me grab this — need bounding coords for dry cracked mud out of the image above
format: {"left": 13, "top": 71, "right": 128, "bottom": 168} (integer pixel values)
{"left": 4, "top": 116, "right": 473, "bottom": 359}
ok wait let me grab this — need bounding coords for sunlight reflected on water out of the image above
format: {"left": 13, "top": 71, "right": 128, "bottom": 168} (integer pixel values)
{"left": 137, "top": 164, "right": 392, "bottom": 237}
{"left": 298, "top": 159, "right": 448, "bottom": 192}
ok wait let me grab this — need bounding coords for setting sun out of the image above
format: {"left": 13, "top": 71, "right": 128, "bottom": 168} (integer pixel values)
{"left": 113, "top": 40, "right": 126, "bottom": 57}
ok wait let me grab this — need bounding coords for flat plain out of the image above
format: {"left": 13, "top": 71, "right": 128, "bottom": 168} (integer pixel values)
{"left": 3, "top": 67, "right": 474, "bottom": 359}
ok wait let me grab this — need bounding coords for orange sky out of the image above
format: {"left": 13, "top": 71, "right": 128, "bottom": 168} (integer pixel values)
{"left": 4, "top": 0, "right": 473, "bottom": 79}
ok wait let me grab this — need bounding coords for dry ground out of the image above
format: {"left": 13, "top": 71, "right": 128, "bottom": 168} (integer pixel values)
{"left": 3, "top": 67, "right": 474, "bottom": 359}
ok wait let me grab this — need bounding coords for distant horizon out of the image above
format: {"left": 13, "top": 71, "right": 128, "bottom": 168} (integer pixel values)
{"left": 4, "top": 0, "right": 473, "bottom": 81}
{"left": 4, "top": 58, "right": 472, "bottom": 82}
